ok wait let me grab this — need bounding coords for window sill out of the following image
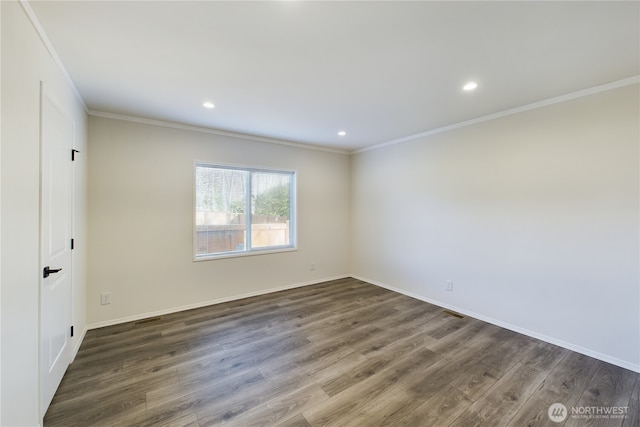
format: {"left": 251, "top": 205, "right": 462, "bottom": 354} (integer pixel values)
{"left": 193, "top": 246, "right": 298, "bottom": 262}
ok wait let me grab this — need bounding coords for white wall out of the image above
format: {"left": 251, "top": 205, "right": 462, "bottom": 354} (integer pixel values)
{"left": 351, "top": 83, "right": 640, "bottom": 371}
{"left": 87, "top": 116, "right": 350, "bottom": 325}
{"left": 0, "top": 2, "right": 3, "bottom": 423}
{"left": 0, "top": 1, "right": 88, "bottom": 425}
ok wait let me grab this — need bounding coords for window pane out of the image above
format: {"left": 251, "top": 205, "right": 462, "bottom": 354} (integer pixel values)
{"left": 251, "top": 172, "right": 291, "bottom": 248}
{"left": 195, "top": 163, "right": 295, "bottom": 258}
{"left": 195, "top": 167, "right": 247, "bottom": 255}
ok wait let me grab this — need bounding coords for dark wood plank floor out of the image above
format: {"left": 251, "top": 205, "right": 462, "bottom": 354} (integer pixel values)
{"left": 44, "top": 278, "right": 639, "bottom": 426}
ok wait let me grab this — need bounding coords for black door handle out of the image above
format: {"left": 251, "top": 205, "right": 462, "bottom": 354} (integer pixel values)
{"left": 43, "top": 266, "right": 62, "bottom": 278}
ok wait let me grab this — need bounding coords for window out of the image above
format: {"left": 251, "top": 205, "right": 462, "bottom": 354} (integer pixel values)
{"left": 195, "top": 163, "right": 296, "bottom": 259}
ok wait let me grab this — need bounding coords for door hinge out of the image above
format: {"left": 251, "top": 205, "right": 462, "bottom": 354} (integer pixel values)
{"left": 72, "top": 149, "right": 80, "bottom": 161}
{"left": 70, "top": 326, "right": 74, "bottom": 337}
{"left": 71, "top": 238, "right": 75, "bottom": 250}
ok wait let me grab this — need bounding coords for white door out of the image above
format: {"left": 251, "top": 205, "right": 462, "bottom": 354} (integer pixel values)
{"left": 40, "top": 84, "right": 73, "bottom": 417}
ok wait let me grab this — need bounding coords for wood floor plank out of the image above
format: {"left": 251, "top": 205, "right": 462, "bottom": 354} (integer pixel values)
{"left": 447, "top": 360, "right": 500, "bottom": 400}
{"left": 357, "top": 327, "right": 438, "bottom": 357}
{"left": 505, "top": 396, "right": 560, "bottom": 427}
{"left": 374, "top": 303, "right": 441, "bottom": 332}
{"left": 276, "top": 413, "right": 312, "bottom": 427}
{"left": 49, "top": 359, "right": 123, "bottom": 398}
{"left": 260, "top": 325, "right": 384, "bottom": 379}
{"left": 45, "top": 366, "right": 178, "bottom": 421}
{"left": 451, "top": 362, "right": 550, "bottom": 426}
{"left": 621, "top": 375, "right": 639, "bottom": 427}
{"left": 310, "top": 350, "right": 367, "bottom": 384}
{"left": 392, "top": 385, "right": 474, "bottom": 426}
{"left": 425, "top": 318, "right": 495, "bottom": 355}
{"left": 302, "top": 347, "right": 441, "bottom": 425}
{"left": 318, "top": 344, "right": 413, "bottom": 397}
{"left": 146, "top": 366, "right": 267, "bottom": 410}
{"left": 406, "top": 340, "right": 510, "bottom": 401}
{"left": 51, "top": 364, "right": 180, "bottom": 409}
{"left": 507, "top": 351, "right": 603, "bottom": 427}
{"left": 215, "top": 383, "right": 329, "bottom": 426}
{"left": 113, "top": 405, "right": 196, "bottom": 427}
{"left": 195, "top": 373, "right": 315, "bottom": 426}
{"left": 530, "top": 351, "right": 599, "bottom": 404}
{"left": 129, "top": 370, "right": 266, "bottom": 426}
{"left": 43, "top": 278, "right": 639, "bottom": 427}
{"left": 45, "top": 391, "right": 147, "bottom": 427}
{"left": 477, "top": 331, "right": 540, "bottom": 378}
{"left": 176, "top": 332, "right": 311, "bottom": 384}
{"left": 520, "top": 342, "right": 570, "bottom": 371}
{"left": 158, "top": 413, "right": 200, "bottom": 427}
{"left": 564, "top": 362, "right": 638, "bottom": 427}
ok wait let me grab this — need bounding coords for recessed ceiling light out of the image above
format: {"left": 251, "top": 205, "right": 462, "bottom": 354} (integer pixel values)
{"left": 463, "top": 81, "right": 478, "bottom": 91}
{"left": 338, "top": 131, "right": 346, "bottom": 136}
{"left": 203, "top": 102, "right": 215, "bottom": 109}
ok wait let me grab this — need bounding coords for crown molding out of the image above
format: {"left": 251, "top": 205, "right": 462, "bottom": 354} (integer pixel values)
{"left": 87, "top": 110, "right": 350, "bottom": 155}
{"left": 355, "top": 75, "right": 640, "bottom": 154}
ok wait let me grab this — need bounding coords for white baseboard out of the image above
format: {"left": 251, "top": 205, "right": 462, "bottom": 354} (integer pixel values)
{"left": 87, "top": 275, "right": 349, "bottom": 330}
{"left": 83, "top": 273, "right": 639, "bottom": 373}
{"left": 352, "top": 274, "right": 640, "bottom": 374}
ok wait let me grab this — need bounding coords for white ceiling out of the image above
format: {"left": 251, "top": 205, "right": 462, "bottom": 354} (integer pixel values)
{"left": 29, "top": 1, "right": 639, "bottom": 152}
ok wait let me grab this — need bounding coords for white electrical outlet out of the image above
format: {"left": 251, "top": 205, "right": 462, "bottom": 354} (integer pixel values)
{"left": 310, "top": 262, "right": 316, "bottom": 271}
{"left": 101, "top": 292, "right": 112, "bottom": 305}
{"left": 446, "top": 280, "right": 453, "bottom": 292}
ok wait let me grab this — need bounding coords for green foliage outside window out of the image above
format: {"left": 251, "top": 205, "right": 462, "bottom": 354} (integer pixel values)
{"left": 255, "top": 184, "right": 290, "bottom": 218}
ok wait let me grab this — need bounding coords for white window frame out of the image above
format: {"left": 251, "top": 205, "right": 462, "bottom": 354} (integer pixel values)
{"left": 193, "top": 162, "right": 297, "bottom": 261}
